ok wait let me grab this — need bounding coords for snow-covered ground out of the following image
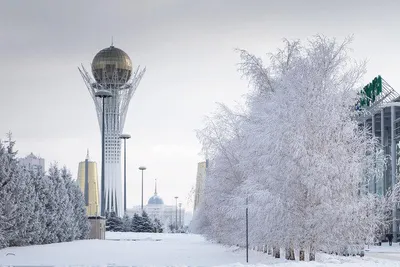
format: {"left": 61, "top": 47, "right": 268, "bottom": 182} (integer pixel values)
{"left": 365, "top": 242, "right": 400, "bottom": 262}
{"left": 0, "top": 232, "right": 399, "bottom": 267}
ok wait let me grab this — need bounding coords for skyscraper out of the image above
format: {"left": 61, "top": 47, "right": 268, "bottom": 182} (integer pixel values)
{"left": 77, "top": 150, "right": 100, "bottom": 216}
{"left": 79, "top": 45, "right": 146, "bottom": 216}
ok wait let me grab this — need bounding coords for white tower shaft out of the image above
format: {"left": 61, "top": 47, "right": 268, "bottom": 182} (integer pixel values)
{"left": 79, "top": 65, "right": 146, "bottom": 217}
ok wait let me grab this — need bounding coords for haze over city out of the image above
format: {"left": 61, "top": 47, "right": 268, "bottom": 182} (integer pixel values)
{"left": 1, "top": 0, "right": 400, "bottom": 210}
{"left": 4, "top": 0, "right": 400, "bottom": 266}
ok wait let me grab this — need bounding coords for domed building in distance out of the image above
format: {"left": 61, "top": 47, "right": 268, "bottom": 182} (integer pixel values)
{"left": 148, "top": 187, "right": 164, "bottom": 205}
{"left": 127, "top": 179, "right": 185, "bottom": 228}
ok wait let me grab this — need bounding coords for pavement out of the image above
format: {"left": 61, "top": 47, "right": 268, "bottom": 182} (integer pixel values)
{"left": 365, "top": 243, "right": 400, "bottom": 261}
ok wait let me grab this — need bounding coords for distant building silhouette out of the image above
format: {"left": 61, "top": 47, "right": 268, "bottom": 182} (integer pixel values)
{"left": 77, "top": 150, "right": 100, "bottom": 216}
{"left": 127, "top": 179, "right": 185, "bottom": 227}
{"left": 19, "top": 153, "right": 45, "bottom": 172}
{"left": 194, "top": 161, "right": 207, "bottom": 211}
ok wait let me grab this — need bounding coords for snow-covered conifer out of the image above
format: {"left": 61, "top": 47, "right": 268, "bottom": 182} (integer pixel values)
{"left": 122, "top": 213, "right": 131, "bottom": 232}
{"left": 154, "top": 218, "right": 163, "bottom": 233}
{"left": 70, "top": 181, "right": 90, "bottom": 239}
{"left": 131, "top": 213, "right": 141, "bottom": 232}
{"left": 140, "top": 211, "right": 154, "bottom": 232}
{"left": 106, "top": 211, "right": 123, "bottom": 232}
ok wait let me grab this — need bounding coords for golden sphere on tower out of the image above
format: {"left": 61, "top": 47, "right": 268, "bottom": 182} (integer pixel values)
{"left": 91, "top": 46, "right": 132, "bottom": 85}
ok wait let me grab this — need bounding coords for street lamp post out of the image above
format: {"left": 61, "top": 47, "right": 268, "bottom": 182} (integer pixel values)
{"left": 139, "top": 166, "right": 147, "bottom": 210}
{"left": 246, "top": 197, "right": 249, "bottom": 263}
{"left": 175, "top": 196, "right": 178, "bottom": 231}
{"left": 95, "top": 89, "right": 112, "bottom": 217}
{"left": 179, "top": 203, "right": 182, "bottom": 229}
{"left": 120, "top": 134, "right": 131, "bottom": 214}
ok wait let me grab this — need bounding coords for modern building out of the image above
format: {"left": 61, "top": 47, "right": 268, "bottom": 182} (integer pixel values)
{"left": 19, "top": 153, "right": 45, "bottom": 172}
{"left": 79, "top": 45, "right": 146, "bottom": 217}
{"left": 358, "top": 76, "right": 400, "bottom": 241}
{"left": 127, "top": 180, "right": 185, "bottom": 228}
{"left": 77, "top": 150, "right": 100, "bottom": 216}
{"left": 194, "top": 160, "right": 207, "bottom": 211}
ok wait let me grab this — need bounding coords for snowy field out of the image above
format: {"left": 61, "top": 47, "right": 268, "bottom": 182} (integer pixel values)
{"left": 0, "top": 232, "right": 399, "bottom": 267}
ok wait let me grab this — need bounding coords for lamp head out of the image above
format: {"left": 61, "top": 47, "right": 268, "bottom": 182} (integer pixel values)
{"left": 120, "top": 134, "right": 131, "bottom": 139}
{"left": 95, "top": 89, "right": 112, "bottom": 98}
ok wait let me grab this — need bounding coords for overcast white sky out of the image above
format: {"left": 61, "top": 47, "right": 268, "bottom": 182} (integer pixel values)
{"left": 1, "top": 0, "right": 400, "bottom": 209}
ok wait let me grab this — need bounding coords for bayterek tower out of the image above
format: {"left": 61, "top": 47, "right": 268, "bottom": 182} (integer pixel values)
{"left": 79, "top": 45, "right": 145, "bottom": 217}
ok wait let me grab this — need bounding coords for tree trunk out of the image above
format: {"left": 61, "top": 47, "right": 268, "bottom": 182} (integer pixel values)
{"left": 310, "top": 250, "right": 315, "bottom": 261}
{"left": 280, "top": 247, "right": 286, "bottom": 259}
{"left": 273, "top": 247, "right": 280, "bottom": 258}
{"left": 294, "top": 248, "right": 300, "bottom": 261}
{"left": 300, "top": 250, "right": 305, "bottom": 261}
{"left": 286, "top": 247, "right": 295, "bottom": 260}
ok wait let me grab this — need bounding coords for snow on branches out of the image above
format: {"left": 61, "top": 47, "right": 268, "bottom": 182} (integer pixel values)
{"left": 192, "top": 36, "right": 389, "bottom": 258}
{"left": 0, "top": 139, "right": 89, "bottom": 249}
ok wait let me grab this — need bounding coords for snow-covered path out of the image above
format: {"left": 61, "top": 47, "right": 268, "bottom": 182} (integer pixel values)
{"left": 0, "top": 232, "right": 400, "bottom": 267}
{"left": 0, "top": 233, "right": 278, "bottom": 266}
{"left": 365, "top": 243, "right": 400, "bottom": 261}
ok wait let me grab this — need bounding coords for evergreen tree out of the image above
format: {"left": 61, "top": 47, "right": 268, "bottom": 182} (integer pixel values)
{"left": 106, "top": 211, "right": 123, "bottom": 232}
{"left": 153, "top": 218, "right": 163, "bottom": 233}
{"left": 0, "top": 137, "right": 90, "bottom": 249}
{"left": 122, "top": 213, "right": 131, "bottom": 232}
{"left": 45, "top": 165, "right": 64, "bottom": 243}
{"left": 62, "top": 166, "right": 89, "bottom": 240}
{"left": 58, "top": 166, "right": 75, "bottom": 241}
{"left": 0, "top": 140, "right": 19, "bottom": 248}
{"left": 29, "top": 168, "right": 47, "bottom": 245}
{"left": 7, "top": 162, "right": 31, "bottom": 246}
{"left": 71, "top": 181, "right": 90, "bottom": 239}
{"left": 168, "top": 223, "right": 175, "bottom": 233}
{"left": 10, "top": 168, "right": 41, "bottom": 246}
{"left": 140, "top": 211, "right": 154, "bottom": 232}
{"left": 131, "top": 213, "right": 141, "bottom": 232}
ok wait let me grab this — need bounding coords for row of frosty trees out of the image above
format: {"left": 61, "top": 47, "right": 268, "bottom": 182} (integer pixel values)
{"left": 0, "top": 139, "right": 89, "bottom": 249}
{"left": 106, "top": 211, "right": 164, "bottom": 233}
{"left": 191, "top": 36, "right": 397, "bottom": 260}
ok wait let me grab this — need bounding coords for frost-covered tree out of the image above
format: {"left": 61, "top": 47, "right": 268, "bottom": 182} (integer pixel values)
{"left": 43, "top": 165, "right": 64, "bottom": 243}
{"left": 29, "top": 168, "right": 48, "bottom": 244}
{"left": 193, "top": 36, "right": 388, "bottom": 259}
{"left": 122, "top": 213, "right": 131, "bottom": 232}
{"left": 131, "top": 213, "right": 141, "bottom": 232}
{"left": 0, "top": 139, "right": 21, "bottom": 248}
{"left": 9, "top": 169, "right": 41, "bottom": 247}
{"left": 128, "top": 212, "right": 155, "bottom": 233}
{"left": 193, "top": 103, "right": 248, "bottom": 245}
{"left": 53, "top": 166, "right": 74, "bottom": 242}
{"left": 63, "top": 166, "right": 89, "bottom": 240}
{"left": 154, "top": 218, "right": 164, "bottom": 233}
{"left": 106, "top": 211, "right": 123, "bottom": 232}
{"left": 70, "top": 182, "right": 90, "bottom": 240}
{"left": 140, "top": 211, "right": 154, "bottom": 233}
{"left": 0, "top": 138, "right": 89, "bottom": 248}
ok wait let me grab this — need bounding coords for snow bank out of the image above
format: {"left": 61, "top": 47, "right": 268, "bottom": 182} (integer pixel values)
{"left": 0, "top": 233, "right": 399, "bottom": 266}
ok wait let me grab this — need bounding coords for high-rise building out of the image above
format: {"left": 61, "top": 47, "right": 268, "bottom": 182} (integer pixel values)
{"left": 19, "top": 153, "right": 45, "bottom": 172}
{"left": 79, "top": 45, "right": 146, "bottom": 216}
{"left": 77, "top": 150, "right": 100, "bottom": 216}
{"left": 194, "top": 160, "right": 207, "bottom": 211}
{"left": 358, "top": 76, "right": 400, "bottom": 241}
